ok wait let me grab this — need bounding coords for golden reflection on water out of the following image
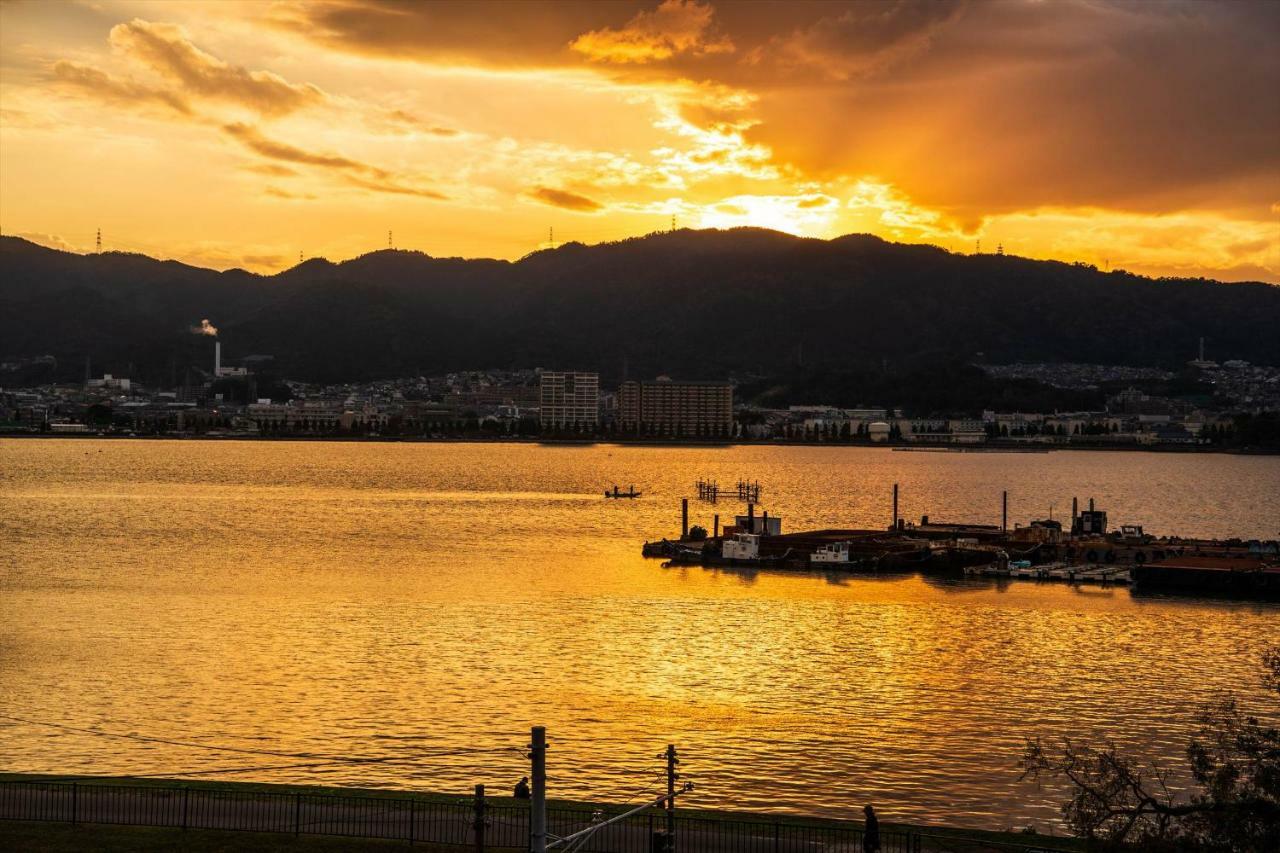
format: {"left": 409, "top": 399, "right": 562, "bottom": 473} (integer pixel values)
{"left": 1, "top": 439, "right": 1278, "bottom": 830}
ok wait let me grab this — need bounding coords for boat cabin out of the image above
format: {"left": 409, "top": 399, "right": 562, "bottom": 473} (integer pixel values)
{"left": 810, "top": 542, "right": 851, "bottom": 564}
{"left": 722, "top": 533, "right": 761, "bottom": 560}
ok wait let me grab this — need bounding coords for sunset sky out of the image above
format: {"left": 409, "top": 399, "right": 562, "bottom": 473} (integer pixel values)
{"left": 1, "top": 0, "right": 1277, "bottom": 280}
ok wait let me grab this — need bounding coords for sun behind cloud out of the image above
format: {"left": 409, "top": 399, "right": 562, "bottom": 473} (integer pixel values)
{"left": 0, "top": 0, "right": 1275, "bottom": 280}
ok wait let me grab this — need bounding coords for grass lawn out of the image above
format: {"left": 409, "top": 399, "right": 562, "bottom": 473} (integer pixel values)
{"left": 0, "top": 820, "right": 512, "bottom": 852}
{"left": 0, "top": 774, "right": 1083, "bottom": 852}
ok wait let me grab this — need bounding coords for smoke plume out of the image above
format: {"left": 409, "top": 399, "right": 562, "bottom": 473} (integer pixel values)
{"left": 193, "top": 318, "right": 218, "bottom": 336}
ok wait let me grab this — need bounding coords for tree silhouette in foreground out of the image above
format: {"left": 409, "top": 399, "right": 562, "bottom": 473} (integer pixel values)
{"left": 1022, "top": 647, "right": 1279, "bottom": 851}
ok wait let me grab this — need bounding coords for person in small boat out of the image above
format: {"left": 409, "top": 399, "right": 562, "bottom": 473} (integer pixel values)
{"left": 514, "top": 776, "right": 530, "bottom": 800}
{"left": 863, "top": 804, "right": 880, "bottom": 853}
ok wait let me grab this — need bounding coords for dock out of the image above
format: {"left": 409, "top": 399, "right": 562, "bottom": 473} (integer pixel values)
{"left": 641, "top": 487, "right": 1279, "bottom": 598}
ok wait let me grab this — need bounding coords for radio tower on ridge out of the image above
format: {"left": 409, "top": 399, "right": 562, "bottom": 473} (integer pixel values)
{"left": 95, "top": 228, "right": 101, "bottom": 253}
{"left": 388, "top": 230, "right": 393, "bottom": 249}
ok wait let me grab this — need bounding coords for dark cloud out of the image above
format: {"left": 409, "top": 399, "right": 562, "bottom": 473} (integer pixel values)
{"left": 528, "top": 186, "right": 604, "bottom": 212}
{"left": 269, "top": 0, "right": 627, "bottom": 66}
{"left": 746, "top": 1, "right": 1280, "bottom": 215}
{"left": 760, "top": 0, "right": 964, "bottom": 80}
{"left": 243, "top": 253, "right": 287, "bottom": 268}
{"left": 51, "top": 60, "right": 192, "bottom": 115}
{"left": 110, "top": 19, "right": 326, "bottom": 116}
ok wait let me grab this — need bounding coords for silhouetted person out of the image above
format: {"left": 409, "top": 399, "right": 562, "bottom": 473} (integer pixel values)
{"left": 863, "top": 804, "right": 880, "bottom": 853}
{"left": 514, "top": 776, "right": 530, "bottom": 800}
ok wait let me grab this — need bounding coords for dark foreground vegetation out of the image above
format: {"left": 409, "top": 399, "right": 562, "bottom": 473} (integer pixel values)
{"left": 1023, "top": 645, "right": 1280, "bottom": 851}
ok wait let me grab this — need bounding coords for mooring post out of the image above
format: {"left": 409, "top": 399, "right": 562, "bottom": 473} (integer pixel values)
{"left": 1002, "top": 490, "right": 1008, "bottom": 532}
{"left": 681, "top": 498, "right": 689, "bottom": 540}
{"left": 473, "top": 784, "right": 486, "bottom": 853}
{"left": 530, "top": 727, "right": 547, "bottom": 853}
{"left": 892, "top": 483, "right": 899, "bottom": 530}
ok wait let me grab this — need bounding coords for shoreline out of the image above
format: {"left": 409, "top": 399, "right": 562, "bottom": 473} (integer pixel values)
{"left": 2, "top": 431, "right": 1276, "bottom": 455}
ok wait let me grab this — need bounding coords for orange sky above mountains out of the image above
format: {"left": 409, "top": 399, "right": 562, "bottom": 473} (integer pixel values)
{"left": 1, "top": 0, "right": 1277, "bottom": 281}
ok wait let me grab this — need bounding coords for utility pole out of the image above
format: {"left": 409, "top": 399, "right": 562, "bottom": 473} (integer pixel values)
{"left": 665, "top": 744, "right": 679, "bottom": 852}
{"left": 529, "top": 726, "right": 546, "bottom": 853}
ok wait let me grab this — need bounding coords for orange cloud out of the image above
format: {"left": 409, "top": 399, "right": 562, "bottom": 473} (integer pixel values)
{"left": 571, "top": 0, "right": 733, "bottom": 64}
{"left": 109, "top": 19, "right": 326, "bottom": 116}
{"left": 527, "top": 187, "right": 604, "bottom": 213}
{"left": 51, "top": 60, "right": 192, "bottom": 116}
{"left": 222, "top": 123, "right": 385, "bottom": 176}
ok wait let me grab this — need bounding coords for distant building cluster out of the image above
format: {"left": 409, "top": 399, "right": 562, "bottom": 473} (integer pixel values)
{"left": 981, "top": 362, "right": 1176, "bottom": 390}
{"left": 2, "top": 346, "right": 1276, "bottom": 447}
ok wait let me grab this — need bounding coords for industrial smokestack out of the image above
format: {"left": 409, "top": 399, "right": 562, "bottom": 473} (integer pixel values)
{"left": 215, "top": 341, "right": 221, "bottom": 375}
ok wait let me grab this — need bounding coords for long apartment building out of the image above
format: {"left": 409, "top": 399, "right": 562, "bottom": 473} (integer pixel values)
{"left": 539, "top": 371, "right": 599, "bottom": 430}
{"left": 618, "top": 377, "right": 733, "bottom": 436}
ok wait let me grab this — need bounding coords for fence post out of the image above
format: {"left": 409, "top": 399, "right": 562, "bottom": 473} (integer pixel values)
{"left": 182, "top": 788, "right": 189, "bottom": 831}
{"left": 294, "top": 792, "right": 301, "bottom": 836}
{"left": 473, "top": 784, "right": 486, "bottom": 853}
{"left": 409, "top": 799, "right": 415, "bottom": 846}
{"left": 71, "top": 783, "right": 77, "bottom": 825}
{"left": 530, "top": 726, "right": 547, "bottom": 853}
{"left": 773, "top": 821, "right": 779, "bottom": 853}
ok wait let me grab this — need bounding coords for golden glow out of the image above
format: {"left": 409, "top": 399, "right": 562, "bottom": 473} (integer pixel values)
{"left": 3, "top": 439, "right": 1279, "bottom": 825}
{"left": 0, "top": 0, "right": 1276, "bottom": 281}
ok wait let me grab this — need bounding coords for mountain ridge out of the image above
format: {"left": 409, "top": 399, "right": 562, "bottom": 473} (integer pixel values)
{"left": 2, "top": 229, "right": 1277, "bottom": 386}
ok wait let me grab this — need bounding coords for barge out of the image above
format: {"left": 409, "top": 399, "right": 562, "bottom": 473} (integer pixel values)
{"left": 642, "top": 491, "right": 1279, "bottom": 598}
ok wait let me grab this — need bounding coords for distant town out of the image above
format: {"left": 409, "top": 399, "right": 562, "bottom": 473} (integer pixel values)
{"left": 4, "top": 335, "right": 1278, "bottom": 450}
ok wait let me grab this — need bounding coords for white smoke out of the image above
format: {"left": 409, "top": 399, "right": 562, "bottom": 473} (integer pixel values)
{"left": 193, "top": 318, "right": 218, "bottom": 336}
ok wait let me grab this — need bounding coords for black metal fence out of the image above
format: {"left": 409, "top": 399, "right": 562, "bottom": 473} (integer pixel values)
{"left": 0, "top": 779, "right": 928, "bottom": 851}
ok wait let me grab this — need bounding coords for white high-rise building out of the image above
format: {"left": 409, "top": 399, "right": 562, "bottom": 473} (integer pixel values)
{"left": 539, "top": 371, "right": 599, "bottom": 430}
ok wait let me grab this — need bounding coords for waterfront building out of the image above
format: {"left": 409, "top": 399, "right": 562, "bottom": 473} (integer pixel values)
{"left": 619, "top": 377, "right": 733, "bottom": 437}
{"left": 539, "top": 371, "right": 599, "bottom": 431}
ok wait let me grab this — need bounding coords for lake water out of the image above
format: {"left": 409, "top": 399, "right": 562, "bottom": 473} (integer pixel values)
{"left": 1, "top": 439, "right": 1278, "bottom": 831}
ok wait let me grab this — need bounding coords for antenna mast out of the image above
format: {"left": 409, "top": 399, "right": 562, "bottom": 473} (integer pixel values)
{"left": 388, "top": 230, "right": 392, "bottom": 249}
{"left": 549, "top": 226, "right": 554, "bottom": 248}
{"left": 96, "top": 228, "right": 102, "bottom": 253}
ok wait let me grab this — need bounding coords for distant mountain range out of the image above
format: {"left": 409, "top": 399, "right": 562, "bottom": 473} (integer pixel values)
{"left": 2, "top": 229, "right": 1277, "bottom": 388}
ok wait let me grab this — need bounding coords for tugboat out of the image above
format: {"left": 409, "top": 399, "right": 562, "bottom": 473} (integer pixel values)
{"left": 604, "top": 485, "right": 641, "bottom": 499}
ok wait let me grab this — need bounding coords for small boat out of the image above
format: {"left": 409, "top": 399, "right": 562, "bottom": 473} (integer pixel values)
{"left": 604, "top": 485, "right": 641, "bottom": 499}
